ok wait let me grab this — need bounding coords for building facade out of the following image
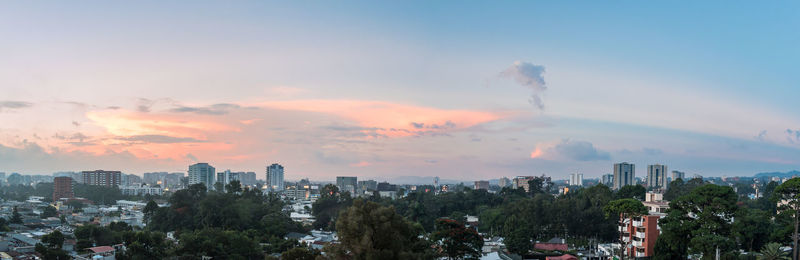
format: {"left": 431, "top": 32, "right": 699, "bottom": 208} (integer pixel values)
{"left": 120, "top": 185, "right": 164, "bottom": 196}
{"left": 336, "top": 176, "right": 358, "bottom": 194}
{"left": 512, "top": 176, "right": 552, "bottom": 192}
{"left": 53, "top": 176, "right": 74, "bottom": 201}
{"left": 613, "top": 163, "right": 635, "bottom": 190}
{"left": 267, "top": 163, "right": 285, "bottom": 192}
{"left": 188, "top": 163, "right": 215, "bottom": 190}
{"left": 474, "top": 180, "right": 490, "bottom": 190}
{"left": 82, "top": 170, "right": 122, "bottom": 186}
{"left": 602, "top": 174, "right": 614, "bottom": 186}
{"left": 647, "top": 164, "right": 668, "bottom": 190}
{"left": 498, "top": 177, "right": 511, "bottom": 187}
{"left": 569, "top": 173, "right": 584, "bottom": 187}
{"left": 620, "top": 215, "right": 660, "bottom": 258}
{"left": 671, "top": 170, "right": 685, "bottom": 181}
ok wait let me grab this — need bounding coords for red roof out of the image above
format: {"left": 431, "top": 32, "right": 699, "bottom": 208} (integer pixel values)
{"left": 546, "top": 254, "right": 577, "bottom": 260}
{"left": 88, "top": 246, "right": 115, "bottom": 253}
{"left": 534, "top": 243, "right": 568, "bottom": 251}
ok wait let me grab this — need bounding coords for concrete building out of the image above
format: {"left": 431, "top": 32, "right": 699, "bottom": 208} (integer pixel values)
{"left": 337, "top": 176, "right": 358, "bottom": 194}
{"left": 82, "top": 170, "right": 122, "bottom": 186}
{"left": 613, "top": 163, "right": 635, "bottom": 190}
{"left": 120, "top": 185, "right": 164, "bottom": 196}
{"left": 512, "top": 176, "right": 551, "bottom": 192}
{"left": 620, "top": 215, "right": 660, "bottom": 258}
{"left": 188, "top": 163, "right": 215, "bottom": 190}
{"left": 474, "top": 180, "right": 490, "bottom": 190}
{"left": 671, "top": 170, "right": 685, "bottom": 181}
{"left": 569, "top": 173, "right": 584, "bottom": 187}
{"left": 358, "top": 180, "right": 377, "bottom": 192}
{"left": 53, "top": 176, "right": 74, "bottom": 201}
{"left": 241, "top": 172, "right": 257, "bottom": 186}
{"left": 647, "top": 164, "right": 668, "bottom": 190}
{"left": 602, "top": 174, "right": 614, "bottom": 186}
{"left": 267, "top": 163, "right": 285, "bottom": 192}
{"left": 498, "top": 177, "right": 511, "bottom": 188}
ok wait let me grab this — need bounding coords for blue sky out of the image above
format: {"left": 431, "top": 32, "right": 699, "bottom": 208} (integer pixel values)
{"left": 0, "top": 2, "right": 798, "bottom": 180}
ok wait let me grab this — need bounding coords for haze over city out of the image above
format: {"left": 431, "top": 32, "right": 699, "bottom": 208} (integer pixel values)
{"left": 2, "top": 1, "right": 800, "bottom": 180}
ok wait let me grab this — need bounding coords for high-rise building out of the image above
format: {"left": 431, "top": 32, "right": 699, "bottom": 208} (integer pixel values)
{"left": 358, "top": 180, "right": 378, "bottom": 192}
{"left": 82, "top": 170, "right": 122, "bottom": 186}
{"left": 512, "top": 175, "right": 552, "bottom": 192}
{"left": 499, "top": 177, "right": 511, "bottom": 187}
{"left": 569, "top": 173, "right": 584, "bottom": 187}
{"left": 613, "top": 162, "right": 635, "bottom": 190}
{"left": 217, "top": 170, "right": 242, "bottom": 186}
{"left": 53, "top": 176, "right": 74, "bottom": 201}
{"left": 241, "top": 172, "right": 257, "bottom": 186}
{"left": 188, "top": 163, "right": 215, "bottom": 190}
{"left": 434, "top": 176, "right": 440, "bottom": 188}
{"left": 474, "top": 180, "right": 490, "bottom": 190}
{"left": 267, "top": 163, "right": 285, "bottom": 192}
{"left": 647, "top": 164, "right": 668, "bottom": 190}
{"left": 336, "top": 176, "right": 358, "bottom": 194}
{"left": 671, "top": 171, "right": 685, "bottom": 181}
{"left": 602, "top": 174, "right": 614, "bottom": 186}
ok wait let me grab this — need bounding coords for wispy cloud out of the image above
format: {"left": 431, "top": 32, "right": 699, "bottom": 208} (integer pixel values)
{"left": 500, "top": 61, "right": 547, "bottom": 110}
{"left": 530, "top": 139, "right": 610, "bottom": 161}
{"left": 0, "top": 101, "right": 33, "bottom": 112}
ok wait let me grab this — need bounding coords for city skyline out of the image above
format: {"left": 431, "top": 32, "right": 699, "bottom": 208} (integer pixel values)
{"left": 2, "top": 2, "right": 800, "bottom": 180}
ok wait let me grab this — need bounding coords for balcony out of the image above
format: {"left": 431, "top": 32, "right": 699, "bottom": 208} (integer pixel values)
{"left": 619, "top": 226, "right": 627, "bottom": 232}
{"left": 636, "top": 232, "right": 646, "bottom": 238}
{"left": 622, "top": 237, "right": 630, "bottom": 243}
{"left": 632, "top": 240, "right": 643, "bottom": 247}
{"left": 636, "top": 251, "right": 646, "bottom": 258}
{"left": 632, "top": 220, "right": 643, "bottom": 227}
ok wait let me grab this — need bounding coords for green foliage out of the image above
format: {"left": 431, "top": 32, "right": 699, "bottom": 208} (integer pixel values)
{"left": 758, "top": 242, "right": 789, "bottom": 260}
{"left": 431, "top": 218, "right": 483, "bottom": 259}
{"left": 773, "top": 177, "right": 800, "bottom": 260}
{"left": 75, "top": 224, "right": 119, "bottom": 251}
{"left": 0, "top": 217, "right": 10, "bottom": 231}
{"left": 0, "top": 183, "right": 53, "bottom": 201}
{"left": 118, "top": 230, "right": 173, "bottom": 260}
{"left": 502, "top": 215, "right": 531, "bottom": 256}
{"left": 312, "top": 184, "right": 352, "bottom": 230}
{"left": 36, "top": 230, "right": 70, "bottom": 260}
{"left": 175, "top": 228, "right": 262, "bottom": 259}
{"left": 615, "top": 185, "right": 646, "bottom": 200}
{"left": 733, "top": 208, "right": 773, "bottom": 252}
{"left": 335, "top": 199, "right": 436, "bottom": 259}
{"left": 603, "top": 198, "right": 647, "bottom": 219}
{"left": 11, "top": 206, "right": 23, "bottom": 224}
{"left": 664, "top": 177, "right": 705, "bottom": 201}
{"left": 281, "top": 247, "right": 321, "bottom": 260}
{"left": 655, "top": 184, "right": 738, "bottom": 258}
{"left": 40, "top": 205, "right": 58, "bottom": 218}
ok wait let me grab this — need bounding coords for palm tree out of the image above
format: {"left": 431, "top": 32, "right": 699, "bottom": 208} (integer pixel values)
{"left": 758, "top": 242, "right": 789, "bottom": 260}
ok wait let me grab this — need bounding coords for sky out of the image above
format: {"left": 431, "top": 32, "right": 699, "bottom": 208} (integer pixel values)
{"left": 1, "top": 1, "right": 799, "bottom": 181}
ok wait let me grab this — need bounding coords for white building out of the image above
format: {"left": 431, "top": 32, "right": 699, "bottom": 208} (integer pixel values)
{"left": 120, "top": 185, "right": 164, "bottom": 196}
{"left": 569, "top": 173, "right": 584, "bottom": 187}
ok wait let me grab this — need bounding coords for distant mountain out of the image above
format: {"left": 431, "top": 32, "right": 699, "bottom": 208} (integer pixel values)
{"left": 753, "top": 170, "right": 800, "bottom": 178}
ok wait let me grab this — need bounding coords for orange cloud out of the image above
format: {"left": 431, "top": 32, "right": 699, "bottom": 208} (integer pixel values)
{"left": 261, "top": 99, "right": 505, "bottom": 137}
{"left": 350, "top": 161, "right": 371, "bottom": 167}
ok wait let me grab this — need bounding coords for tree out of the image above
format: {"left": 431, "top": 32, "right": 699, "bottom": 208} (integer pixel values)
{"left": 615, "top": 185, "right": 646, "bottom": 200}
{"left": 502, "top": 215, "right": 532, "bottom": 256}
{"left": 335, "top": 199, "right": 435, "bottom": 259}
{"left": 40, "top": 205, "right": 58, "bottom": 218}
{"left": 759, "top": 242, "right": 790, "bottom": 260}
{"left": 655, "top": 184, "right": 737, "bottom": 259}
{"left": 774, "top": 177, "right": 800, "bottom": 260}
{"left": 281, "top": 247, "right": 320, "bottom": 260}
{"left": 36, "top": 230, "right": 69, "bottom": 260}
{"left": 732, "top": 208, "right": 772, "bottom": 252}
{"left": 142, "top": 200, "right": 159, "bottom": 224}
{"left": 431, "top": 218, "right": 483, "bottom": 259}
{"left": 312, "top": 184, "right": 352, "bottom": 230}
{"left": 225, "top": 180, "right": 242, "bottom": 194}
{"left": 11, "top": 206, "right": 23, "bottom": 224}
{"left": 603, "top": 198, "right": 647, "bottom": 259}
